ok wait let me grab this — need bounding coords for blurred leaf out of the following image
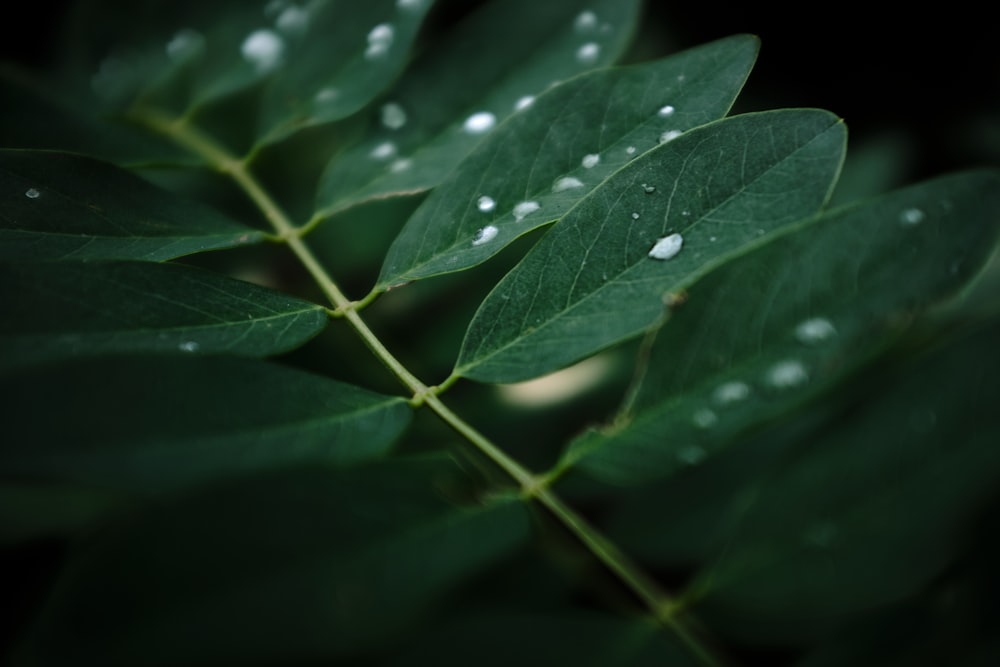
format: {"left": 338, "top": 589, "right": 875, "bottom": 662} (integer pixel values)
{"left": 0, "top": 356, "right": 412, "bottom": 492}
{"left": 15, "top": 459, "right": 530, "bottom": 666}
{"left": 83, "top": 0, "right": 433, "bottom": 147}
{"left": 683, "top": 321, "right": 1000, "bottom": 643}
{"left": 385, "top": 611, "right": 699, "bottom": 667}
{"left": 376, "top": 35, "right": 759, "bottom": 289}
{"left": 0, "top": 66, "right": 191, "bottom": 165}
{"left": 315, "top": 0, "right": 643, "bottom": 217}
{"left": 561, "top": 169, "right": 1000, "bottom": 484}
{"left": 456, "top": 109, "right": 846, "bottom": 383}
{"left": 0, "top": 482, "right": 126, "bottom": 545}
{"left": 0, "top": 149, "right": 265, "bottom": 260}
{"left": 0, "top": 260, "right": 328, "bottom": 371}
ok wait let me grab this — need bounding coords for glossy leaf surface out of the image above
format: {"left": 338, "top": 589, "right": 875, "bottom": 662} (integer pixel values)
{"left": 0, "top": 356, "right": 412, "bottom": 492}
{"left": 456, "top": 109, "right": 846, "bottom": 383}
{"left": 376, "top": 35, "right": 759, "bottom": 288}
{"left": 0, "top": 260, "right": 327, "bottom": 370}
{"left": 562, "top": 169, "right": 1000, "bottom": 484}
{"left": 0, "top": 150, "right": 264, "bottom": 260}
{"left": 315, "top": 0, "right": 643, "bottom": 217}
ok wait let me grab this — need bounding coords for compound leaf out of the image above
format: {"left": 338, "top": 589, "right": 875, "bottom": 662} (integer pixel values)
{"left": 377, "top": 35, "right": 759, "bottom": 289}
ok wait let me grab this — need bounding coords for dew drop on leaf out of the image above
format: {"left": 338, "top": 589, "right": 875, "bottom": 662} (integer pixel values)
{"left": 648, "top": 233, "right": 683, "bottom": 260}
{"left": 625, "top": 146, "right": 637, "bottom": 155}
{"left": 576, "top": 42, "right": 600, "bottom": 65}
{"left": 677, "top": 445, "right": 708, "bottom": 465}
{"left": 463, "top": 111, "right": 496, "bottom": 134}
{"left": 381, "top": 102, "right": 407, "bottom": 129}
{"left": 658, "top": 104, "right": 675, "bottom": 117}
{"left": 397, "top": 0, "right": 425, "bottom": 10}
{"left": 552, "top": 176, "right": 584, "bottom": 192}
{"left": 692, "top": 409, "right": 718, "bottom": 429}
{"left": 369, "top": 141, "right": 397, "bottom": 160}
{"left": 767, "top": 359, "right": 809, "bottom": 388}
{"left": 630, "top": 212, "right": 640, "bottom": 220}
{"left": 390, "top": 158, "right": 412, "bottom": 172}
{"left": 178, "top": 341, "right": 200, "bottom": 353}
{"left": 899, "top": 207, "right": 925, "bottom": 225}
{"left": 574, "top": 10, "right": 598, "bottom": 32}
{"left": 472, "top": 225, "right": 499, "bottom": 246}
{"left": 713, "top": 381, "right": 750, "bottom": 404}
{"left": 477, "top": 195, "right": 496, "bottom": 212}
{"left": 276, "top": 5, "right": 309, "bottom": 35}
{"left": 514, "top": 95, "right": 535, "bottom": 111}
{"left": 581, "top": 153, "right": 600, "bottom": 168}
{"left": 365, "top": 23, "right": 395, "bottom": 59}
{"left": 24, "top": 188, "right": 41, "bottom": 199}
{"left": 641, "top": 183, "right": 655, "bottom": 194}
{"left": 659, "top": 130, "right": 682, "bottom": 144}
{"left": 165, "top": 29, "right": 204, "bottom": 62}
{"left": 241, "top": 29, "right": 285, "bottom": 73}
{"left": 513, "top": 201, "right": 540, "bottom": 221}
{"left": 794, "top": 317, "right": 837, "bottom": 344}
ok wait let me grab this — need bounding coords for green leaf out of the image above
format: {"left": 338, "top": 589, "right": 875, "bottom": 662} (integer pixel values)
{"left": 386, "top": 611, "right": 699, "bottom": 667}
{"left": 0, "top": 66, "right": 191, "bottom": 165}
{"left": 0, "top": 260, "right": 328, "bottom": 371}
{"left": 686, "top": 321, "right": 1000, "bottom": 643}
{"left": 376, "top": 35, "right": 759, "bottom": 289}
{"left": 84, "top": 1, "right": 433, "bottom": 146}
{"left": 561, "top": 169, "right": 1000, "bottom": 484}
{"left": 315, "top": 0, "right": 643, "bottom": 217}
{"left": 0, "top": 356, "right": 412, "bottom": 492}
{"left": 0, "top": 149, "right": 265, "bottom": 261}
{"left": 0, "top": 482, "right": 125, "bottom": 545}
{"left": 16, "top": 459, "right": 530, "bottom": 666}
{"left": 455, "top": 109, "right": 847, "bottom": 383}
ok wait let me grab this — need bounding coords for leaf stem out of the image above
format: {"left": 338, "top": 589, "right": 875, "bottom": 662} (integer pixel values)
{"left": 136, "top": 107, "right": 724, "bottom": 667}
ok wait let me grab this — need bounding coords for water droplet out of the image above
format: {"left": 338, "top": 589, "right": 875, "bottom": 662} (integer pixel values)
{"left": 369, "top": 141, "right": 397, "bottom": 160}
{"left": 477, "top": 195, "right": 496, "bottom": 212}
{"left": 900, "top": 207, "right": 925, "bottom": 225}
{"left": 625, "top": 146, "right": 637, "bottom": 155}
{"left": 24, "top": 188, "right": 41, "bottom": 199}
{"left": 576, "top": 42, "right": 600, "bottom": 65}
{"left": 658, "top": 104, "right": 675, "bottom": 117}
{"left": 463, "top": 111, "right": 496, "bottom": 134}
{"left": 767, "top": 359, "right": 809, "bottom": 388}
{"left": 648, "top": 233, "right": 683, "bottom": 260}
{"left": 514, "top": 95, "right": 535, "bottom": 111}
{"left": 641, "top": 183, "right": 656, "bottom": 194}
{"left": 795, "top": 317, "right": 837, "bottom": 344}
{"left": 631, "top": 212, "right": 640, "bottom": 220}
{"left": 677, "top": 445, "right": 708, "bottom": 465}
{"left": 552, "top": 176, "right": 584, "bottom": 192}
{"left": 365, "top": 23, "right": 394, "bottom": 59}
{"left": 314, "top": 87, "right": 339, "bottom": 104}
{"left": 397, "top": 0, "right": 425, "bottom": 9}
{"left": 179, "top": 341, "right": 200, "bottom": 353}
{"left": 574, "top": 10, "right": 598, "bottom": 32}
{"left": 389, "top": 158, "right": 412, "bottom": 172}
{"left": 513, "top": 201, "right": 540, "bottom": 221}
{"left": 241, "top": 29, "right": 285, "bottom": 73}
{"left": 166, "top": 29, "right": 204, "bottom": 63}
{"left": 713, "top": 381, "right": 750, "bottom": 404}
{"left": 681, "top": 210, "right": 690, "bottom": 217}
{"left": 472, "top": 225, "right": 499, "bottom": 246}
{"left": 381, "top": 102, "right": 407, "bottom": 130}
{"left": 276, "top": 5, "right": 309, "bottom": 34}
{"left": 709, "top": 236, "right": 717, "bottom": 242}
{"left": 581, "top": 153, "right": 600, "bottom": 168}
{"left": 659, "top": 129, "right": 682, "bottom": 144}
